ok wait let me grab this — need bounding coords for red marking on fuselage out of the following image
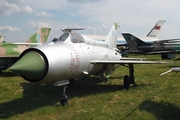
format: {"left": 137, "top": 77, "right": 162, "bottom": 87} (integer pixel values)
{"left": 70, "top": 51, "right": 80, "bottom": 71}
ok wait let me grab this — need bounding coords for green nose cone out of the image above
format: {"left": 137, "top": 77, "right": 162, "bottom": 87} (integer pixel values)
{"left": 9, "top": 51, "right": 45, "bottom": 80}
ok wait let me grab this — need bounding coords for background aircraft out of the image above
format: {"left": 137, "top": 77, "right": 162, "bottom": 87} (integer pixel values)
{"left": 122, "top": 33, "right": 180, "bottom": 59}
{"left": 0, "top": 27, "right": 51, "bottom": 74}
{"left": 9, "top": 23, "right": 165, "bottom": 106}
{"left": 84, "top": 20, "right": 165, "bottom": 47}
{"left": 161, "top": 67, "right": 180, "bottom": 76}
{"left": 0, "top": 35, "right": 6, "bottom": 42}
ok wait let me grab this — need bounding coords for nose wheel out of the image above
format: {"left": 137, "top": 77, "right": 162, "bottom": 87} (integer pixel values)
{"left": 59, "top": 85, "right": 68, "bottom": 106}
{"left": 59, "top": 79, "right": 74, "bottom": 106}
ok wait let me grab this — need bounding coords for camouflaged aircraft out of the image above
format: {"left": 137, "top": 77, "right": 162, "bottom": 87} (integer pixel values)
{"left": 9, "top": 23, "right": 167, "bottom": 106}
{"left": 0, "top": 27, "right": 51, "bottom": 74}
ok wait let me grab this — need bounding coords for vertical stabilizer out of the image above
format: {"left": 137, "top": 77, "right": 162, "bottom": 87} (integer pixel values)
{"left": 25, "top": 27, "right": 51, "bottom": 43}
{"left": 105, "top": 23, "right": 119, "bottom": 49}
{"left": 146, "top": 20, "right": 165, "bottom": 38}
{"left": 0, "top": 35, "right": 6, "bottom": 42}
{"left": 122, "top": 33, "right": 150, "bottom": 50}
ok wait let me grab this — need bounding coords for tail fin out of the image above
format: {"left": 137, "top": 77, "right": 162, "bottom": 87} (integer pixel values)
{"left": 25, "top": 27, "right": 51, "bottom": 43}
{"left": 146, "top": 20, "right": 165, "bottom": 38}
{"left": 0, "top": 35, "right": 6, "bottom": 42}
{"left": 122, "top": 33, "right": 150, "bottom": 49}
{"left": 105, "top": 23, "right": 119, "bottom": 49}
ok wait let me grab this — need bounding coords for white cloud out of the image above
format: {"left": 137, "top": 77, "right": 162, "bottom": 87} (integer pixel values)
{"left": 6, "top": 0, "right": 24, "bottom": 4}
{"left": 25, "top": 0, "right": 68, "bottom": 10}
{"left": 36, "top": 11, "right": 54, "bottom": 17}
{"left": 0, "top": 0, "right": 33, "bottom": 15}
{"left": 26, "top": 21, "right": 51, "bottom": 29}
{"left": 0, "top": 26, "right": 21, "bottom": 32}
{"left": 66, "top": 0, "right": 106, "bottom": 4}
{"left": 20, "top": 5, "right": 33, "bottom": 14}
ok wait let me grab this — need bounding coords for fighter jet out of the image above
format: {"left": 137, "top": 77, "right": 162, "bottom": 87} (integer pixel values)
{"left": 122, "top": 33, "right": 180, "bottom": 59}
{"left": 9, "top": 23, "right": 166, "bottom": 106}
{"left": 0, "top": 27, "right": 51, "bottom": 74}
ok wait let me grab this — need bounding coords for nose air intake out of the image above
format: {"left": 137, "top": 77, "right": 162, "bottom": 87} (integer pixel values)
{"left": 9, "top": 50, "right": 48, "bottom": 82}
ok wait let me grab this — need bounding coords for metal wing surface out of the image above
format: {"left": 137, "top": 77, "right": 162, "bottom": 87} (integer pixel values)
{"left": 90, "top": 60, "right": 165, "bottom": 64}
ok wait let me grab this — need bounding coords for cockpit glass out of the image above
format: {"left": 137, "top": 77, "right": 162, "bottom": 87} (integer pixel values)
{"left": 51, "top": 32, "right": 85, "bottom": 43}
{"left": 59, "top": 33, "right": 69, "bottom": 41}
{"left": 70, "top": 32, "right": 85, "bottom": 43}
{"left": 51, "top": 33, "right": 70, "bottom": 43}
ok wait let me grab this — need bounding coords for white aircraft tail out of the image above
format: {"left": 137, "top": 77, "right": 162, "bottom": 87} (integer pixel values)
{"left": 0, "top": 35, "right": 6, "bottom": 42}
{"left": 105, "top": 23, "right": 119, "bottom": 49}
{"left": 146, "top": 20, "right": 165, "bottom": 38}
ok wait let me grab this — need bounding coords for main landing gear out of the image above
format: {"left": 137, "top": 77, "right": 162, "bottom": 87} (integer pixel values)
{"left": 123, "top": 64, "right": 136, "bottom": 90}
{"left": 59, "top": 79, "right": 74, "bottom": 106}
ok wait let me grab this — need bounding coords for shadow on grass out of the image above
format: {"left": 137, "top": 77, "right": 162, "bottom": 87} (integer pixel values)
{"left": 173, "top": 57, "right": 180, "bottom": 61}
{"left": 0, "top": 77, "right": 125, "bottom": 119}
{"left": 139, "top": 100, "right": 180, "bottom": 120}
{"left": 0, "top": 83, "right": 60, "bottom": 119}
{"left": 0, "top": 71, "right": 20, "bottom": 77}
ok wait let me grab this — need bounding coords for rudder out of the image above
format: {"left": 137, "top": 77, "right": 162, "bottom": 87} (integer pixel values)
{"left": 146, "top": 20, "right": 165, "bottom": 38}
{"left": 25, "top": 27, "right": 51, "bottom": 43}
{"left": 105, "top": 23, "right": 119, "bottom": 49}
{"left": 122, "top": 33, "right": 150, "bottom": 49}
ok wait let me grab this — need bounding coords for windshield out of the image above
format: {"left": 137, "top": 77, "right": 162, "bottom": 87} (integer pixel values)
{"left": 51, "top": 32, "right": 85, "bottom": 43}
{"left": 70, "top": 32, "right": 85, "bottom": 43}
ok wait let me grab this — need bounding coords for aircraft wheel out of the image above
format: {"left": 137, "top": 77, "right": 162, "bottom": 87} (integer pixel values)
{"left": 161, "top": 53, "right": 167, "bottom": 59}
{"left": 124, "top": 75, "right": 130, "bottom": 90}
{"left": 60, "top": 96, "right": 68, "bottom": 106}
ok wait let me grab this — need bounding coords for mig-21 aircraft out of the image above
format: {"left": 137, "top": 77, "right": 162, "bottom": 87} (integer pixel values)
{"left": 0, "top": 27, "right": 51, "bottom": 74}
{"left": 9, "top": 23, "right": 166, "bottom": 106}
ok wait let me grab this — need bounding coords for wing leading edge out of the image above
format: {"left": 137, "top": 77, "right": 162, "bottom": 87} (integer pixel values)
{"left": 90, "top": 60, "right": 167, "bottom": 64}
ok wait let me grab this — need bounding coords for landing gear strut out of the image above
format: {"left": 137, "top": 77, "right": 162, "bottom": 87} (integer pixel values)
{"left": 59, "top": 79, "right": 75, "bottom": 106}
{"left": 123, "top": 64, "right": 136, "bottom": 90}
{"left": 59, "top": 85, "right": 68, "bottom": 106}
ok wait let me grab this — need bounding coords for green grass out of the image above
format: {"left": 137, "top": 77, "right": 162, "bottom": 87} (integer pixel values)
{"left": 0, "top": 54, "right": 180, "bottom": 120}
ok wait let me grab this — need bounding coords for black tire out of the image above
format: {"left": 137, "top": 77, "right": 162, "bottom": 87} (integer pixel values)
{"left": 124, "top": 75, "right": 130, "bottom": 90}
{"left": 161, "top": 53, "right": 167, "bottom": 59}
{"left": 60, "top": 96, "right": 68, "bottom": 106}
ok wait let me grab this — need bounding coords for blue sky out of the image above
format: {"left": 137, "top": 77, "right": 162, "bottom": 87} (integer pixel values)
{"left": 1, "top": 0, "right": 180, "bottom": 42}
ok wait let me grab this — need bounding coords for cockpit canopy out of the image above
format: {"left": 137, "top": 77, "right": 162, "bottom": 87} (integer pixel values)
{"left": 52, "top": 32, "right": 85, "bottom": 43}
